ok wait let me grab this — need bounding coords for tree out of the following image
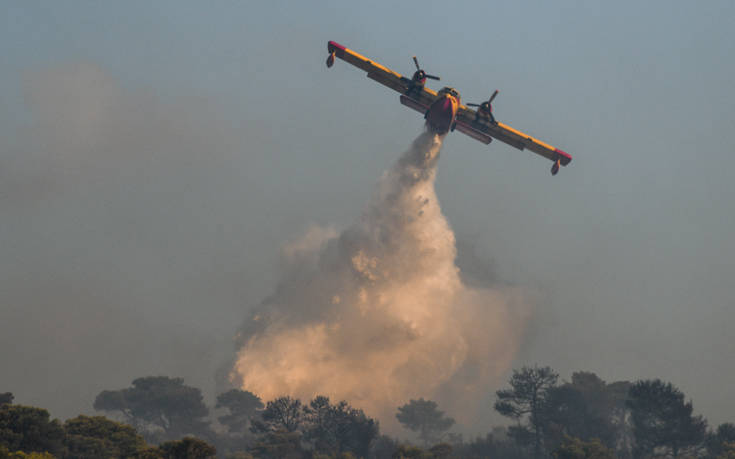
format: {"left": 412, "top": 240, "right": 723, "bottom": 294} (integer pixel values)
{"left": 157, "top": 436, "right": 217, "bottom": 459}
{"left": 251, "top": 396, "right": 303, "bottom": 434}
{"left": 542, "top": 372, "right": 630, "bottom": 454}
{"left": 718, "top": 442, "right": 735, "bottom": 459}
{"left": 428, "top": 443, "right": 453, "bottom": 458}
{"left": 495, "top": 365, "right": 559, "bottom": 458}
{"left": 216, "top": 389, "right": 263, "bottom": 434}
{"left": 303, "top": 396, "right": 378, "bottom": 457}
{"left": 0, "top": 446, "right": 54, "bottom": 459}
{"left": 707, "top": 423, "right": 735, "bottom": 458}
{"left": 248, "top": 430, "right": 304, "bottom": 459}
{"left": 0, "top": 394, "right": 12, "bottom": 406}
{"left": 391, "top": 444, "right": 432, "bottom": 459}
{"left": 626, "top": 379, "right": 706, "bottom": 458}
{"left": 396, "top": 398, "right": 455, "bottom": 446}
{"left": 451, "top": 428, "right": 527, "bottom": 459}
{"left": 63, "top": 415, "right": 146, "bottom": 458}
{"left": 93, "top": 376, "right": 210, "bottom": 440}
{"left": 303, "top": 395, "right": 333, "bottom": 452}
{"left": 552, "top": 435, "right": 616, "bottom": 459}
{"left": 371, "top": 435, "right": 400, "bottom": 459}
{"left": 0, "top": 404, "right": 64, "bottom": 456}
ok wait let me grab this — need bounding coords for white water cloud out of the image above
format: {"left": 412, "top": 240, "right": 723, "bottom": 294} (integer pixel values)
{"left": 231, "top": 132, "right": 531, "bottom": 431}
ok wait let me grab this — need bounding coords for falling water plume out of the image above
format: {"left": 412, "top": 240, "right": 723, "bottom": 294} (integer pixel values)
{"left": 230, "top": 131, "right": 530, "bottom": 430}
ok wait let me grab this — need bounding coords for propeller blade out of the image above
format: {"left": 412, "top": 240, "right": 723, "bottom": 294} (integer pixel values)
{"left": 413, "top": 56, "right": 420, "bottom": 71}
{"left": 489, "top": 89, "right": 499, "bottom": 103}
{"left": 425, "top": 74, "right": 440, "bottom": 81}
{"left": 466, "top": 103, "right": 480, "bottom": 107}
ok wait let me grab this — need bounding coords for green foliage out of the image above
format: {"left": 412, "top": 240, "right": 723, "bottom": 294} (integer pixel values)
{"left": 717, "top": 441, "right": 735, "bottom": 459}
{"left": 542, "top": 372, "right": 630, "bottom": 454}
{"left": 551, "top": 435, "right": 616, "bottom": 459}
{"left": 303, "top": 396, "right": 378, "bottom": 458}
{"left": 93, "top": 376, "right": 210, "bottom": 439}
{"left": 391, "top": 444, "right": 433, "bottom": 459}
{"left": 251, "top": 396, "right": 303, "bottom": 434}
{"left": 4, "top": 368, "right": 735, "bottom": 459}
{"left": 495, "top": 365, "right": 559, "bottom": 458}
{"left": 63, "top": 414, "right": 146, "bottom": 458}
{"left": 0, "top": 404, "right": 64, "bottom": 456}
{"left": 0, "top": 445, "right": 55, "bottom": 459}
{"left": 371, "top": 435, "right": 400, "bottom": 459}
{"left": 248, "top": 429, "right": 304, "bottom": 459}
{"left": 216, "top": 390, "right": 263, "bottom": 434}
{"left": 390, "top": 444, "right": 457, "bottom": 459}
{"left": 708, "top": 423, "right": 735, "bottom": 458}
{"left": 428, "top": 442, "right": 452, "bottom": 458}
{"left": 157, "top": 436, "right": 217, "bottom": 459}
{"left": 626, "top": 379, "right": 706, "bottom": 458}
{"left": 452, "top": 429, "right": 528, "bottom": 459}
{"left": 312, "top": 453, "right": 356, "bottom": 459}
{"left": 134, "top": 447, "right": 166, "bottom": 458}
{"left": 396, "top": 399, "right": 454, "bottom": 446}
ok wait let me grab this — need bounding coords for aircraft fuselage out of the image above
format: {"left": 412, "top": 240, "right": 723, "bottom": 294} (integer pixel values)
{"left": 425, "top": 92, "right": 459, "bottom": 135}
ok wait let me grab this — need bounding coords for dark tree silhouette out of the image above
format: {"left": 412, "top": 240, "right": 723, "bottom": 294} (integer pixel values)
{"left": 0, "top": 393, "right": 13, "bottom": 405}
{"left": 542, "top": 372, "right": 630, "bottom": 454}
{"left": 93, "top": 376, "right": 209, "bottom": 440}
{"left": 495, "top": 365, "right": 559, "bottom": 458}
{"left": 551, "top": 435, "right": 616, "bottom": 459}
{"left": 626, "top": 379, "right": 706, "bottom": 458}
{"left": 63, "top": 415, "right": 146, "bottom": 458}
{"left": 718, "top": 441, "right": 735, "bottom": 459}
{"left": 0, "top": 404, "right": 65, "bottom": 456}
{"left": 303, "top": 395, "right": 378, "bottom": 457}
{"left": 249, "top": 430, "right": 304, "bottom": 459}
{"left": 708, "top": 423, "right": 735, "bottom": 458}
{"left": 396, "top": 398, "right": 455, "bottom": 446}
{"left": 251, "top": 396, "right": 303, "bottom": 433}
{"left": 157, "top": 436, "right": 217, "bottom": 458}
{"left": 216, "top": 389, "right": 263, "bottom": 434}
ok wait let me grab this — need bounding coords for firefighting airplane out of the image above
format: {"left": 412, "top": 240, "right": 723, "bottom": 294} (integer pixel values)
{"left": 326, "top": 41, "right": 572, "bottom": 175}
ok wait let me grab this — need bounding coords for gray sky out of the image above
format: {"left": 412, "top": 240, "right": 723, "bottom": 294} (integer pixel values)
{"left": 1, "top": 1, "right": 734, "bottom": 428}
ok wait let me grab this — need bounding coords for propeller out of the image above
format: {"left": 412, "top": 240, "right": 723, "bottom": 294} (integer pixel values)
{"left": 467, "top": 90, "right": 499, "bottom": 108}
{"left": 412, "top": 56, "right": 440, "bottom": 82}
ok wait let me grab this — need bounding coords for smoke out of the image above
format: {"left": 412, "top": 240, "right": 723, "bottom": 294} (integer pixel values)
{"left": 230, "top": 132, "right": 531, "bottom": 430}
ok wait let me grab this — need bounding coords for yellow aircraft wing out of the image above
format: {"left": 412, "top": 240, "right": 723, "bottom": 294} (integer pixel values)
{"left": 455, "top": 105, "right": 572, "bottom": 174}
{"left": 327, "top": 41, "right": 438, "bottom": 112}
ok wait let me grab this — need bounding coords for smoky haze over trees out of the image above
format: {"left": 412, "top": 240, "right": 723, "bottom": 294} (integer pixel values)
{"left": 396, "top": 398, "right": 455, "bottom": 446}
{"left": 3, "top": 367, "right": 735, "bottom": 458}
{"left": 2, "top": 3, "right": 735, "bottom": 443}
{"left": 93, "top": 376, "right": 210, "bottom": 442}
{"left": 216, "top": 389, "right": 264, "bottom": 434}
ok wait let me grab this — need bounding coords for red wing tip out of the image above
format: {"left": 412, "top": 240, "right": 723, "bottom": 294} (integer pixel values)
{"left": 554, "top": 148, "right": 573, "bottom": 165}
{"left": 328, "top": 41, "right": 346, "bottom": 52}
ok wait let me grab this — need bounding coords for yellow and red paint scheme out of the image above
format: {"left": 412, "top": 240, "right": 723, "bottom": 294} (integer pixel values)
{"left": 424, "top": 87, "right": 460, "bottom": 135}
{"left": 326, "top": 41, "right": 573, "bottom": 175}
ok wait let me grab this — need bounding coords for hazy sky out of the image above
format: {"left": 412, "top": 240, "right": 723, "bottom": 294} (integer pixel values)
{"left": 1, "top": 1, "right": 734, "bottom": 429}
